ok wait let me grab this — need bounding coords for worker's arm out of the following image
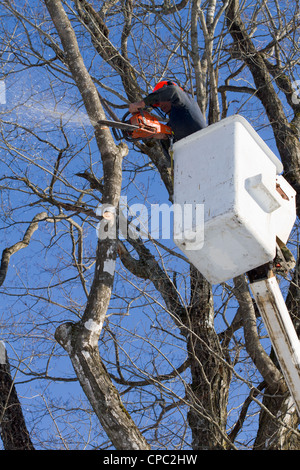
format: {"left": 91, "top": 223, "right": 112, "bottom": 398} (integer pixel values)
{"left": 143, "top": 85, "right": 180, "bottom": 107}
{"left": 129, "top": 85, "right": 181, "bottom": 113}
{"left": 129, "top": 100, "right": 145, "bottom": 114}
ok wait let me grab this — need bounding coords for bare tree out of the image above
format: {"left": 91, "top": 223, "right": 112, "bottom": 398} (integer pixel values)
{"left": 0, "top": 0, "right": 299, "bottom": 450}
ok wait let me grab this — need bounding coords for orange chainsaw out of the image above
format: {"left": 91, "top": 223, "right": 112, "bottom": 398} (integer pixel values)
{"left": 98, "top": 110, "right": 172, "bottom": 142}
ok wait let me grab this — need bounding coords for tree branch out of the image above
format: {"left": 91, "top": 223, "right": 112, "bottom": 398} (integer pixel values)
{"left": 0, "top": 212, "right": 47, "bottom": 287}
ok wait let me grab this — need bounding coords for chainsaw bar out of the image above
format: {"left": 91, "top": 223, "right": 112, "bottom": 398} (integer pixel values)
{"left": 98, "top": 119, "right": 139, "bottom": 131}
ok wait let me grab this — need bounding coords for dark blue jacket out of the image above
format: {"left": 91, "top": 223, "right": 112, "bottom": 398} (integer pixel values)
{"left": 143, "top": 84, "right": 206, "bottom": 141}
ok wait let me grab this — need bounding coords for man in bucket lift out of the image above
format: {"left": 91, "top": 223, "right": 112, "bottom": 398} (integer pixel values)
{"left": 129, "top": 80, "right": 207, "bottom": 160}
{"left": 130, "top": 81, "right": 295, "bottom": 276}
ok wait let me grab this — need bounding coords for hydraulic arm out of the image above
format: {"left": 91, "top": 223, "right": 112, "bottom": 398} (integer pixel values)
{"left": 248, "top": 265, "right": 300, "bottom": 416}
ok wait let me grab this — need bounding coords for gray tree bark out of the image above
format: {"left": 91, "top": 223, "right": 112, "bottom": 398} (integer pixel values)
{"left": 0, "top": 343, "right": 35, "bottom": 450}
{"left": 45, "top": 0, "right": 149, "bottom": 450}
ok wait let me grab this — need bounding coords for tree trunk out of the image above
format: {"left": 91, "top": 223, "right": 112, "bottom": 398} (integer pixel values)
{"left": 0, "top": 344, "right": 35, "bottom": 450}
{"left": 45, "top": 0, "right": 149, "bottom": 450}
{"left": 186, "top": 267, "right": 232, "bottom": 450}
{"left": 55, "top": 320, "right": 150, "bottom": 450}
{"left": 225, "top": 0, "right": 300, "bottom": 449}
{"left": 225, "top": 0, "right": 300, "bottom": 214}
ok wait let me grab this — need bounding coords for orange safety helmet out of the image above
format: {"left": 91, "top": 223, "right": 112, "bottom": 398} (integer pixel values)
{"left": 152, "top": 80, "right": 177, "bottom": 92}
